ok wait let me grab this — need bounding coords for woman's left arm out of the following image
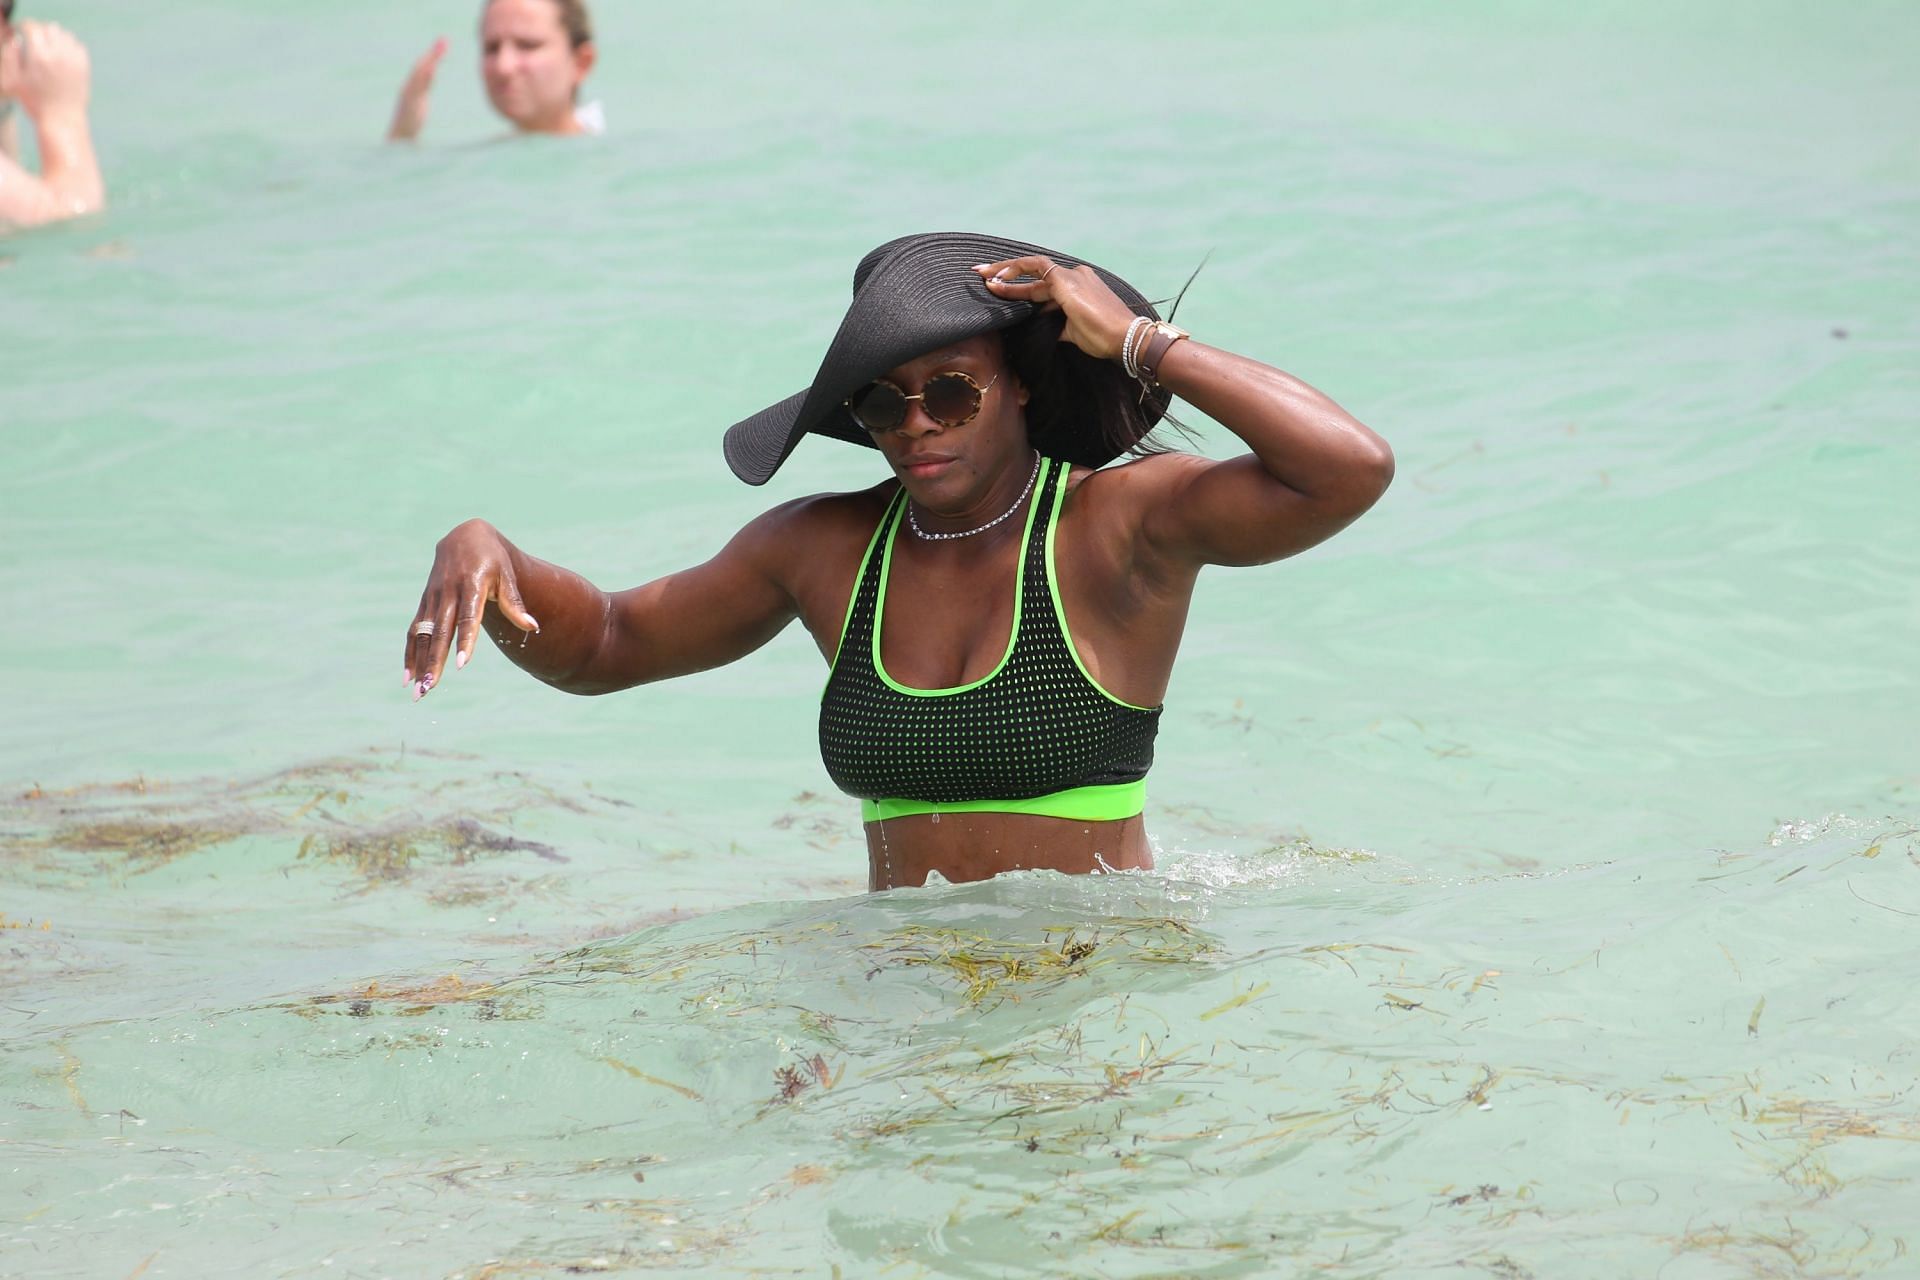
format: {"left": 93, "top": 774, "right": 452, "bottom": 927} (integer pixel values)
{"left": 1137, "top": 339, "right": 1394, "bottom": 567}
{"left": 979, "top": 257, "right": 1393, "bottom": 570}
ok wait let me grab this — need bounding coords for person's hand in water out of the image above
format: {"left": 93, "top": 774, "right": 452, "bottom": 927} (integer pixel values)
{"left": 404, "top": 519, "right": 542, "bottom": 701}
{"left": 386, "top": 36, "right": 447, "bottom": 142}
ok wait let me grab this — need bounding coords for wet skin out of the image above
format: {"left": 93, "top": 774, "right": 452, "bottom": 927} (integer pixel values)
{"left": 404, "top": 255, "right": 1395, "bottom": 889}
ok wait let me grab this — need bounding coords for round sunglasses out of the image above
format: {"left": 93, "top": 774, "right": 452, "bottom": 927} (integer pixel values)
{"left": 845, "top": 371, "right": 998, "bottom": 434}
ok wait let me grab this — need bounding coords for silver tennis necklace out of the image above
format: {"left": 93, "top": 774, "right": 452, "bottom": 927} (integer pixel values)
{"left": 907, "top": 451, "right": 1042, "bottom": 541}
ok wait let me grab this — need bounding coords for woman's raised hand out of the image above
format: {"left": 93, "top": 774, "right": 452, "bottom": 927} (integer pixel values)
{"left": 4, "top": 21, "right": 92, "bottom": 121}
{"left": 974, "top": 256, "right": 1140, "bottom": 364}
{"left": 404, "top": 519, "right": 540, "bottom": 701}
{"left": 387, "top": 37, "right": 448, "bottom": 142}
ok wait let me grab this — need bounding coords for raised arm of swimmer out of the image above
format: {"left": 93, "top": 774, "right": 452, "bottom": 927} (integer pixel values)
{"left": 974, "top": 259, "right": 1393, "bottom": 571}
{"left": 0, "top": 20, "right": 104, "bottom": 228}
{"left": 386, "top": 36, "right": 448, "bottom": 142}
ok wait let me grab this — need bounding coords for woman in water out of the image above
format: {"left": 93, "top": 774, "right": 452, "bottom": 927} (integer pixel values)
{"left": 0, "top": 11, "right": 105, "bottom": 229}
{"left": 403, "top": 232, "right": 1393, "bottom": 889}
{"left": 387, "top": 0, "right": 599, "bottom": 143}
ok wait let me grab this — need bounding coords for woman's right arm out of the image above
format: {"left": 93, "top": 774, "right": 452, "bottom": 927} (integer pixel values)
{"left": 404, "top": 511, "right": 801, "bottom": 701}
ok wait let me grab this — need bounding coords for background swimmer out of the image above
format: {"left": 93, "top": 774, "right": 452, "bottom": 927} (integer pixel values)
{"left": 0, "top": 8, "right": 104, "bottom": 229}
{"left": 387, "top": 0, "right": 600, "bottom": 142}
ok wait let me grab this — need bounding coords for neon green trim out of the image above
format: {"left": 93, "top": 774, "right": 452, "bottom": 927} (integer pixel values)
{"left": 869, "top": 457, "right": 1048, "bottom": 697}
{"left": 861, "top": 780, "right": 1146, "bottom": 823}
{"left": 1042, "top": 461, "right": 1159, "bottom": 713}
{"left": 824, "top": 489, "right": 904, "bottom": 680}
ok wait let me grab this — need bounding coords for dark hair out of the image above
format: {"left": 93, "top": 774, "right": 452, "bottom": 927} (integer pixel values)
{"left": 483, "top": 0, "right": 593, "bottom": 48}
{"left": 1, "top": 1, "right": 14, "bottom": 23}
{"left": 1001, "top": 313, "right": 1172, "bottom": 467}
{"left": 1007, "top": 259, "right": 1204, "bottom": 465}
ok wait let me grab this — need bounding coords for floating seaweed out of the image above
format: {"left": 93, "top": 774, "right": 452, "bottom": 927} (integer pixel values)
{"left": 855, "top": 917, "right": 1211, "bottom": 1010}
{"left": 295, "top": 817, "right": 562, "bottom": 887}
{"left": 40, "top": 816, "right": 248, "bottom": 872}
{"left": 5, "top": 751, "right": 609, "bottom": 900}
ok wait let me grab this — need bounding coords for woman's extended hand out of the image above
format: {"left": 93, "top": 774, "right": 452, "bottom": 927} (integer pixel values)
{"left": 404, "top": 518, "right": 541, "bottom": 701}
{"left": 974, "top": 255, "right": 1140, "bottom": 363}
{"left": 387, "top": 37, "right": 447, "bottom": 142}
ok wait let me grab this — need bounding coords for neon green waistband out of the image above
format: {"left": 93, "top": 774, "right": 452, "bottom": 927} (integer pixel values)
{"left": 861, "top": 780, "right": 1146, "bottom": 824}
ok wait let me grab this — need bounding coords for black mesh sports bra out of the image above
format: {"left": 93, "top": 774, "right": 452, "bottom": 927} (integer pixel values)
{"left": 819, "top": 455, "right": 1161, "bottom": 823}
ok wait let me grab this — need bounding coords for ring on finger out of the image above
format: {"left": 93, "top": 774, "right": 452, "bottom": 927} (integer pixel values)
{"left": 412, "top": 620, "right": 436, "bottom": 638}
{"left": 1038, "top": 263, "right": 1057, "bottom": 281}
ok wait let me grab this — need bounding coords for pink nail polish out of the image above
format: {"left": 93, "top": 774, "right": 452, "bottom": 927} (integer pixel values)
{"left": 455, "top": 650, "right": 468, "bottom": 670}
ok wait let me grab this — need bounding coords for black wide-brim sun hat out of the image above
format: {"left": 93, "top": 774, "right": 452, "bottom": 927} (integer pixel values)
{"left": 723, "top": 231, "right": 1166, "bottom": 486}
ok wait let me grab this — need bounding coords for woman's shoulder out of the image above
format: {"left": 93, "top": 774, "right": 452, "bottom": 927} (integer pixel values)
{"left": 728, "top": 481, "right": 898, "bottom": 603}
{"left": 1065, "top": 450, "right": 1208, "bottom": 504}
{"left": 766, "top": 480, "right": 894, "bottom": 525}
{"left": 734, "top": 480, "right": 897, "bottom": 555}
{"left": 1058, "top": 452, "right": 1213, "bottom": 572}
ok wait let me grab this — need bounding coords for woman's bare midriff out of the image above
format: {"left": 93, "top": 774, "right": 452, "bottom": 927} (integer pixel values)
{"left": 863, "top": 811, "right": 1152, "bottom": 890}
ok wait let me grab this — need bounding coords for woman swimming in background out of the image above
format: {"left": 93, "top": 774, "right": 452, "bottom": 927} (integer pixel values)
{"left": 402, "top": 232, "right": 1394, "bottom": 890}
{"left": 387, "top": 0, "right": 600, "bottom": 143}
{"left": 0, "top": 8, "right": 105, "bottom": 229}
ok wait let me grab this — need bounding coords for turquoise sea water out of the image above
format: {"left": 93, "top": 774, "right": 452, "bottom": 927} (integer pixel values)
{"left": 4, "top": 1, "right": 1919, "bottom": 1275}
